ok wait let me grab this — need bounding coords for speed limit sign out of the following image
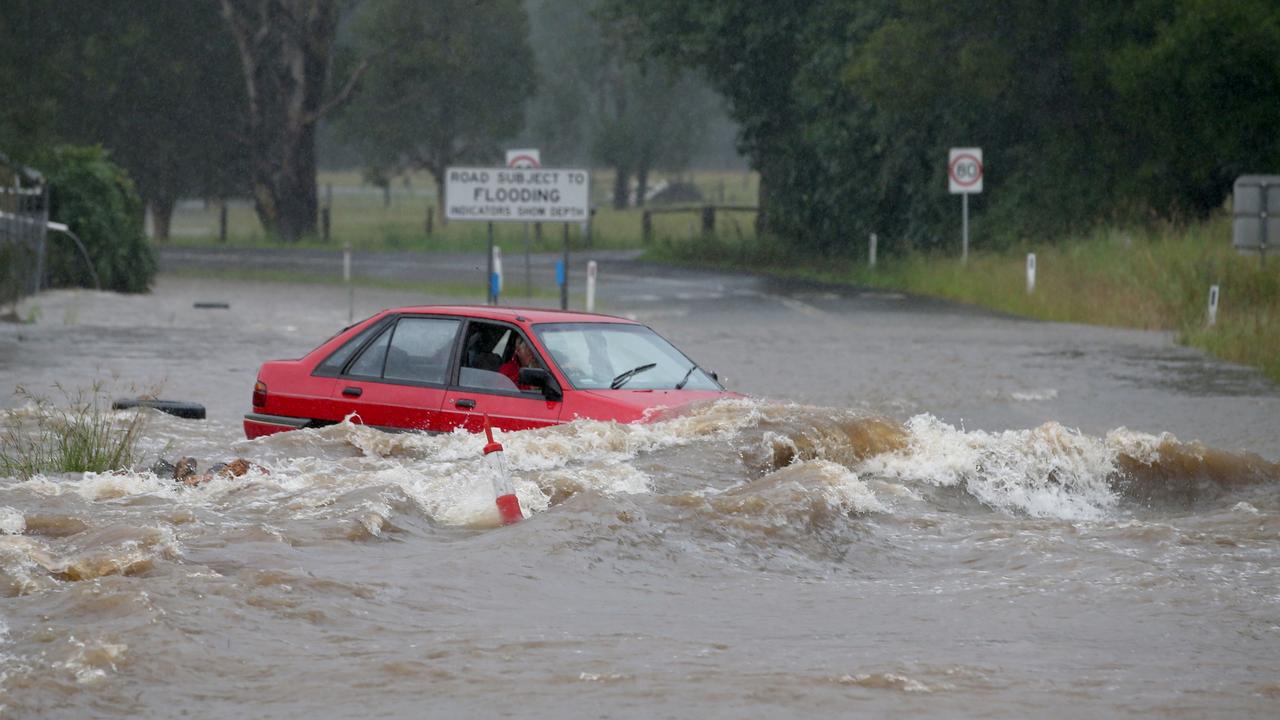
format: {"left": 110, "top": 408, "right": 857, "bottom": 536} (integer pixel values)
{"left": 949, "top": 148, "right": 983, "bottom": 194}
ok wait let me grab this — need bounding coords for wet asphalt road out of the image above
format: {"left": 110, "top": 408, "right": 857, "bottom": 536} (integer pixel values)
{"left": 66, "top": 245, "right": 1276, "bottom": 458}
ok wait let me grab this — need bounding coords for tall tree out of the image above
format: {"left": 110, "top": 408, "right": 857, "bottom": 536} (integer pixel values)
{"left": 528, "top": 0, "right": 720, "bottom": 208}
{"left": 334, "top": 0, "right": 535, "bottom": 223}
{"left": 0, "top": 1, "right": 248, "bottom": 241}
{"left": 604, "top": 0, "right": 820, "bottom": 227}
{"left": 220, "top": 0, "right": 366, "bottom": 242}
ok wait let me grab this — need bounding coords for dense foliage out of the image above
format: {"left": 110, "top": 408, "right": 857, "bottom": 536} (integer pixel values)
{"left": 0, "top": 0, "right": 247, "bottom": 240}
{"left": 39, "top": 146, "right": 156, "bottom": 293}
{"left": 524, "top": 0, "right": 724, "bottom": 208}
{"left": 610, "top": 0, "right": 1280, "bottom": 254}
{"left": 335, "top": 0, "right": 536, "bottom": 220}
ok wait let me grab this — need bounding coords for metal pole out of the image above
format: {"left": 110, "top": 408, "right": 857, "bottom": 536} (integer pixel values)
{"left": 961, "top": 193, "right": 969, "bottom": 265}
{"left": 35, "top": 185, "right": 48, "bottom": 292}
{"left": 561, "top": 223, "right": 569, "bottom": 310}
{"left": 524, "top": 222, "right": 531, "bottom": 298}
{"left": 486, "top": 222, "right": 495, "bottom": 305}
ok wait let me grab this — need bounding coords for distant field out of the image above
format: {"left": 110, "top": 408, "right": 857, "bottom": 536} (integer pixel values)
{"left": 166, "top": 168, "right": 759, "bottom": 253}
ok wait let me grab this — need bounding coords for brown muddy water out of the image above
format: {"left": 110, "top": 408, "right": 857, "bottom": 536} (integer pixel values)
{"left": 1, "top": 270, "right": 1278, "bottom": 719}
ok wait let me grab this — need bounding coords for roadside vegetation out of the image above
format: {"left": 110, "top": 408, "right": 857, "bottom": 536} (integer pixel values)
{"left": 0, "top": 386, "right": 148, "bottom": 479}
{"left": 163, "top": 169, "right": 758, "bottom": 253}
{"left": 649, "top": 213, "right": 1280, "bottom": 384}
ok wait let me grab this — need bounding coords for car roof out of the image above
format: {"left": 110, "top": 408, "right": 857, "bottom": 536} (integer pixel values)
{"left": 383, "top": 305, "right": 637, "bottom": 326}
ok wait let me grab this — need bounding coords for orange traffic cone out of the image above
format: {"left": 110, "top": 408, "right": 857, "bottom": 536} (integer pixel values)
{"left": 482, "top": 415, "right": 523, "bottom": 525}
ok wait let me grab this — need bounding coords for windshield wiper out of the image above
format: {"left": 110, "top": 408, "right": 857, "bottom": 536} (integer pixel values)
{"left": 610, "top": 362, "right": 657, "bottom": 389}
{"left": 675, "top": 363, "right": 699, "bottom": 390}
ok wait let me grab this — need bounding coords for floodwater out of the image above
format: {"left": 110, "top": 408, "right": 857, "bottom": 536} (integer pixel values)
{"left": 1, "top": 264, "right": 1278, "bottom": 718}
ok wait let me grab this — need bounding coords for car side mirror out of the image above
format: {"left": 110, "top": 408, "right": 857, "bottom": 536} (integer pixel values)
{"left": 518, "top": 367, "right": 562, "bottom": 401}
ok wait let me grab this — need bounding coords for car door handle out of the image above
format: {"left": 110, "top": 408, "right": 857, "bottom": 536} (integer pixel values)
{"left": 454, "top": 398, "right": 476, "bottom": 409}
{"left": 342, "top": 386, "right": 363, "bottom": 397}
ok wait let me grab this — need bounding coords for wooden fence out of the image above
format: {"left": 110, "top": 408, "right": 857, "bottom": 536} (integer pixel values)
{"left": 641, "top": 205, "right": 758, "bottom": 243}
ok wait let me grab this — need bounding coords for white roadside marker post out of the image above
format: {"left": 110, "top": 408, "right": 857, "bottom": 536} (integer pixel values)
{"left": 1208, "top": 284, "right": 1219, "bottom": 326}
{"left": 1026, "top": 253, "right": 1036, "bottom": 294}
{"left": 586, "top": 260, "right": 597, "bottom": 312}
{"left": 869, "top": 233, "right": 878, "bottom": 269}
{"left": 344, "top": 239, "right": 353, "bottom": 323}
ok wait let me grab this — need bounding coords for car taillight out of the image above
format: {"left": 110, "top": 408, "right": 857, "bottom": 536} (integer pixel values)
{"left": 252, "top": 381, "right": 267, "bottom": 408}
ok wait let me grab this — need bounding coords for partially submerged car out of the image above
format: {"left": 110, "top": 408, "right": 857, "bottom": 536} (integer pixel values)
{"left": 244, "top": 306, "right": 727, "bottom": 438}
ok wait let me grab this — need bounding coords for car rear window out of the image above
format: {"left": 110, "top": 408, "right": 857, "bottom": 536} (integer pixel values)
{"left": 315, "top": 318, "right": 388, "bottom": 376}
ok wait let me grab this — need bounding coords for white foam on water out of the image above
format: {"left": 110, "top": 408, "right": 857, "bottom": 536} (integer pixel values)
{"left": 858, "top": 415, "right": 1121, "bottom": 520}
{"left": 783, "top": 459, "right": 886, "bottom": 515}
{"left": 1010, "top": 388, "right": 1058, "bottom": 402}
{"left": 53, "top": 635, "right": 128, "bottom": 685}
{"left": 1103, "top": 427, "right": 1185, "bottom": 465}
{"left": 241, "top": 399, "right": 770, "bottom": 527}
{"left": 15, "top": 471, "right": 177, "bottom": 502}
{"left": 834, "top": 672, "right": 937, "bottom": 693}
{"left": 0, "top": 508, "right": 24, "bottom": 535}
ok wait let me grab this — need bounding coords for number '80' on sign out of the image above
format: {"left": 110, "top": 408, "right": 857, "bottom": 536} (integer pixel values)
{"left": 948, "top": 148, "right": 984, "bottom": 194}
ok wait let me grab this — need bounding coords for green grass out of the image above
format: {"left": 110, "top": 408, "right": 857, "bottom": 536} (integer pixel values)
{"left": 649, "top": 214, "right": 1280, "bottom": 384}
{"left": 165, "top": 169, "right": 760, "bottom": 253}
{"left": 1, "top": 385, "right": 149, "bottom": 478}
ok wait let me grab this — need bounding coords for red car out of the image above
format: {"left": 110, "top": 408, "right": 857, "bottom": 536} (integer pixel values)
{"left": 244, "top": 305, "right": 727, "bottom": 439}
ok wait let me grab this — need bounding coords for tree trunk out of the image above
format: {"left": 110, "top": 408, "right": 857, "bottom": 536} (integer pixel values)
{"left": 429, "top": 165, "right": 449, "bottom": 228}
{"left": 755, "top": 163, "right": 773, "bottom": 236}
{"left": 612, "top": 167, "right": 630, "bottom": 210}
{"left": 150, "top": 197, "right": 176, "bottom": 243}
{"left": 635, "top": 166, "right": 649, "bottom": 208}
{"left": 221, "top": 0, "right": 362, "bottom": 243}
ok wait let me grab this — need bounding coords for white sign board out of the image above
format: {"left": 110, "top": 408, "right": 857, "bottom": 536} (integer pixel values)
{"left": 505, "top": 149, "right": 541, "bottom": 168}
{"left": 949, "top": 148, "right": 984, "bottom": 194}
{"left": 446, "top": 167, "right": 590, "bottom": 223}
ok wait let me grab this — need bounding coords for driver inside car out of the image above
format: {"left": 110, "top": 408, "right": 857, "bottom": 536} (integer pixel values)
{"left": 499, "top": 335, "right": 538, "bottom": 389}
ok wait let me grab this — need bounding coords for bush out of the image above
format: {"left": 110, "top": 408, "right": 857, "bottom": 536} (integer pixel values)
{"left": 0, "top": 385, "right": 148, "bottom": 478}
{"left": 38, "top": 146, "right": 155, "bottom": 293}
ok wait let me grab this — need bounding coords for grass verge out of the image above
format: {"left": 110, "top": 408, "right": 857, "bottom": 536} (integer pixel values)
{"left": 164, "top": 169, "right": 759, "bottom": 253}
{"left": 648, "top": 214, "right": 1280, "bottom": 384}
{"left": 1, "top": 385, "right": 148, "bottom": 478}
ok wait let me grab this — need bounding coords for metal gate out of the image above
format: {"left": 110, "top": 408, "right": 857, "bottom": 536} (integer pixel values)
{"left": 0, "top": 183, "right": 49, "bottom": 305}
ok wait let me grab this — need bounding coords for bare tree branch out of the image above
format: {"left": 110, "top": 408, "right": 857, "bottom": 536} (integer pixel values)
{"left": 309, "top": 58, "right": 370, "bottom": 123}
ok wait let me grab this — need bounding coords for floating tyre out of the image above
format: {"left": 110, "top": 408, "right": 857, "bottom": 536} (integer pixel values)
{"left": 111, "top": 399, "right": 206, "bottom": 420}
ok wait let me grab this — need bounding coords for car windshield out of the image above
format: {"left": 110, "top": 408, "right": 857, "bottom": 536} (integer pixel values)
{"left": 534, "top": 322, "right": 720, "bottom": 391}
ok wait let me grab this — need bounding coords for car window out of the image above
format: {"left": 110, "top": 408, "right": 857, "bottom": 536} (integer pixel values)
{"left": 315, "top": 318, "right": 388, "bottom": 375}
{"left": 457, "top": 321, "right": 542, "bottom": 392}
{"left": 347, "top": 327, "right": 392, "bottom": 377}
{"left": 384, "top": 317, "right": 459, "bottom": 385}
{"left": 535, "top": 322, "right": 720, "bottom": 390}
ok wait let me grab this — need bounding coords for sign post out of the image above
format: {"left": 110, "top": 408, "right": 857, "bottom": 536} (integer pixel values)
{"left": 506, "top": 149, "right": 542, "bottom": 297}
{"left": 446, "top": 166, "right": 590, "bottom": 302}
{"left": 949, "top": 148, "right": 984, "bottom": 264}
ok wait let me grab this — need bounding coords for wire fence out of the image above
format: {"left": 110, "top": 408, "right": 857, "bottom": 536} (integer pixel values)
{"left": 0, "top": 184, "right": 49, "bottom": 309}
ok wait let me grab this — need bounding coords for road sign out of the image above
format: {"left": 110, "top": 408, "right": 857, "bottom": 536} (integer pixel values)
{"left": 445, "top": 167, "right": 590, "bottom": 223}
{"left": 505, "top": 149, "right": 541, "bottom": 169}
{"left": 949, "top": 148, "right": 983, "bottom": 194}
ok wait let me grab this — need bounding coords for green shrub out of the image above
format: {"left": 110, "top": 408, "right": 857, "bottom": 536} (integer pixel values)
{"left": 0, "top": 385, "right": 148, "bottom": 478}
{"left": 38, "top": 145, "right": 156, "bottom": 293}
